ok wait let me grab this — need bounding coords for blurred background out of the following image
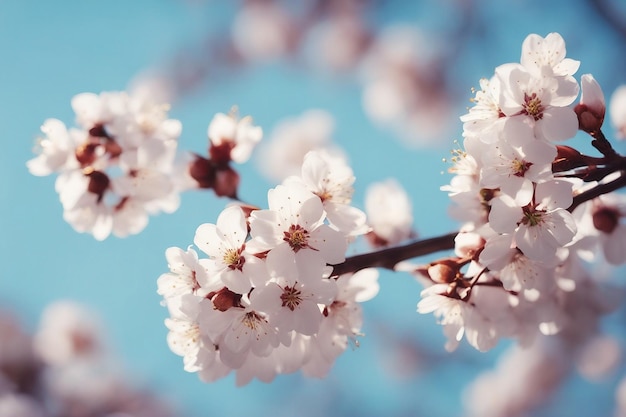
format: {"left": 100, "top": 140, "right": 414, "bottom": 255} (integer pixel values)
{"left": 2, "top": 0, "right": 626, "bottom": 416}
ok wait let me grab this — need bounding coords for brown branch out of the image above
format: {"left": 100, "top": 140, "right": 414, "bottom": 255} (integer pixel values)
{"left": 569, "top": 172, "right": 626, "bottom": 212}
{"left": 330, "top": 231, "right": 457, "bottom": 277}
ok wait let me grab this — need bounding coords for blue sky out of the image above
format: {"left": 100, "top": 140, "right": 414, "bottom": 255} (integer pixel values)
{"left": 2, "top": 1, "right": 626, "bottom": 416}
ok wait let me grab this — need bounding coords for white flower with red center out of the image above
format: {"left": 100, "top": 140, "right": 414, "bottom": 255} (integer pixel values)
{"left": 252, "top": 244, "right": 337, "bottom": 337}
{"left": 520, "top": 32, "right": 580, "bottom": 78}
{"left": 27, "top": 119, "right": 81, "bottom": 176}
{"left": 365, "top": 179, "right": 414, "bottom": 246}
{"left": 479, "top": 120, "right": 556, "bottom": 205}
{"left": 198, "top": 296, "right": 279, "bottom": 369}
{"left": 248, "top": 183, "right": 347, "bottom": 265}
{"left": 461, "top": 75, "right": 507, "bottom": 144}
{"left": 208, "top": 110, "right": 262, "bottom": 164}
{"left": 157, "top": 247, "right": 214, "bottom": 299}
{"left": 496, "top": 63, "right": 579, "bottom": 142}
{"left": 194, "top": 205, "right": 265, "bottom": 294}
{"left": 488, "top": 180, "right": 577, "bottom": 263}
{"left": 284, "top": 150, "right": 369, "bottom": 236}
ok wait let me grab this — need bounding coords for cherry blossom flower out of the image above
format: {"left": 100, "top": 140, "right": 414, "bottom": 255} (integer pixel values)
{"left": 252, "top": 244, "right": 337, "bottom": 337}
{"left": 198, "top": 296, "right": 280, "bottom": 370}
{"left": 208, "top": 110, "right": 262, "bottom": 164}
{"left": 520, "top": 32, "right": 580, "bottom": 78}
{"left": 496, "top": 62, "right": 579, "bottom": 142}
{"left": 461, "top": 75, "right": 506, "bottom": 144}
{"left": 248, "top": 182, "right": 348, "bottom": 265}
{"left": 157, "top": 246, "right": 214, "bottom": 299}
{"left": 488, "top": 180, "right": 576, "bottom": 263}
{"left": 284, "top": 150, "right": 369, "bottom": 236}
{"left": 193, "top": 205, "right": 263, "bottom": 294}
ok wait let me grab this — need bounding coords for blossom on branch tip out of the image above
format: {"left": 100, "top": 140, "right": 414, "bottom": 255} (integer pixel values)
{"left": 208, "top": 110, "right": 262, "bottom": 165}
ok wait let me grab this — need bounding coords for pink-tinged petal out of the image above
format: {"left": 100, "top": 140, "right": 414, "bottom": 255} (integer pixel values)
{"left": 602, "top": 224, "right": 626, "bottom": 265}
{"left": 292, "top": 301, "right": 323, "bottom": 336}
{"left": 301, "top": 151, "right": 330, "bottom": 191}
{"left": 194, "top": 223, "right": 220, "bottom": 258}
{"left": 535, "top": 180, "right": 573, "bottom": 210}
{"left": 325, "top": 202, "right": 369, "bottom": 236}
{"left": 266, "top": 244, "right": 298, "bottom": 284}
{"left": 520, "top": 138, "right": 557, "bottom": 165}
{"left": 546, "top": 209, "right": 577, "bottom": 245}
{"left": 216, "top": 206, "right": 248, "bottom": 247}
{"left": 221, "top": 269, "right": 251, "bottom": 295}
{"left": 502, "top": 117, "right": 534, "bottom": 147}
{"left": 248, "top": 209, "right": 281, "bottom": 248}
{"left": 250, "top": 283, "right": 283, "bottom": 316}
{"left": 309, "top": 224, "right": 347, "bottom": 264}
{"left": 538, "top": 107, "right": 578, "bottom": 141}
{"left": 501, "top": 176, "right": 533, "bottom": 206}
{"left": 479, "top": 234, "right": 515, "bottom": 270}
{"left": 515, "top": 224, "right": 558, "bottom": 263}
{"left": 350, "top": 269, "right": 380, "bottom": 302}
{"left": 297, "top": 194, "right": 325, "bottom": 229}
{"left": 580, "top": 74, "right": 605, "bottom": 113}
{"left": 488, "top": 196, "right": 522, "bottom": 234}
{"left": 551, "top": 78, "right": 580, "bottom": 106}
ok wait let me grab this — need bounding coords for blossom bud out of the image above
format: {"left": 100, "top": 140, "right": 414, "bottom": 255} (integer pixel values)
{"left": 209, "top": 141, "right": 235, "bottom": 167}
{"left": 213, "top": 166, "right": 240, "bottom": 199}
{"left": 75, "top": 142, "right": 99, "bottom": 167}
{"left": 592, "top": 206, "right": 619, "bottom": 234}
{"left": 85, "top": 169, "right": 110, "bottom": 202}
{"left": 210, "top": 288, "right": 242, "bottom": 311}
{"left": 575, "top": 74, "right": 605, "bottom": 135}
{"left": 552, "top": 145, "right": 586, "bottom": 172}
{"left": 188, "top": 155, "right": 215, "bottom": 189}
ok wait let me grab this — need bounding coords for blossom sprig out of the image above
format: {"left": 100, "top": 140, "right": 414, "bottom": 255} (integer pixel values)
{"left": 158, "top": 149, "right": 376, "bottom": 385}
{"left": 27, "top": 91, "right": 183, "bottom": 240}
{"left": 187, "top": 108, "right": 262, "bottom": 199}
{"left": 424, "top": 32, "right": 626, "bottom": 351}
{"left": 28, "top": 97, "right": 263, "bottom": 239}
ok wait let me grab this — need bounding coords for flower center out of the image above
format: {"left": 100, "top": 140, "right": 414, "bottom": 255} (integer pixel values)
{"left": 241, "top": 311, "right": 265, "bottom": 330}
{"left": 283, "top": 224, "right": 310, "bottom": 252}
{"left": 280, "top": 285, "right": 302, "bottom": 311}
{"left": 523, "top": 93, "right": 544, "bottom": 121}
{"left": 522, "top": 208, "right": 544, "bottom": 227}
{"left": 223, "top": 248, "right": 245, "bottom": 270}
{"left": 511, "top": 158, "right": 533, "bottom": 177}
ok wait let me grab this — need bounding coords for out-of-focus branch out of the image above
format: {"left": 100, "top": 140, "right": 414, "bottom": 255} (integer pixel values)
{"left": 588, "top": 0, "right": 626, "bottom": 39}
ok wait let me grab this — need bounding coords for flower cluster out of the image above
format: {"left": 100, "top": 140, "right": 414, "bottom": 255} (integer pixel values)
{"left": 27, "top": 92, "right": 182, "bottom": 240}
{"left": 422, "top": 32, "right": 625, "bottom": 351}
{"left": 158, "top": 149, "right": 378, "bottom": 385}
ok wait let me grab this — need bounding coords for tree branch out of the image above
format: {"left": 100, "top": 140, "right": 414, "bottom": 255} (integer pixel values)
{"left": 330, "top": 231, "right": 457, "bottom": 277}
